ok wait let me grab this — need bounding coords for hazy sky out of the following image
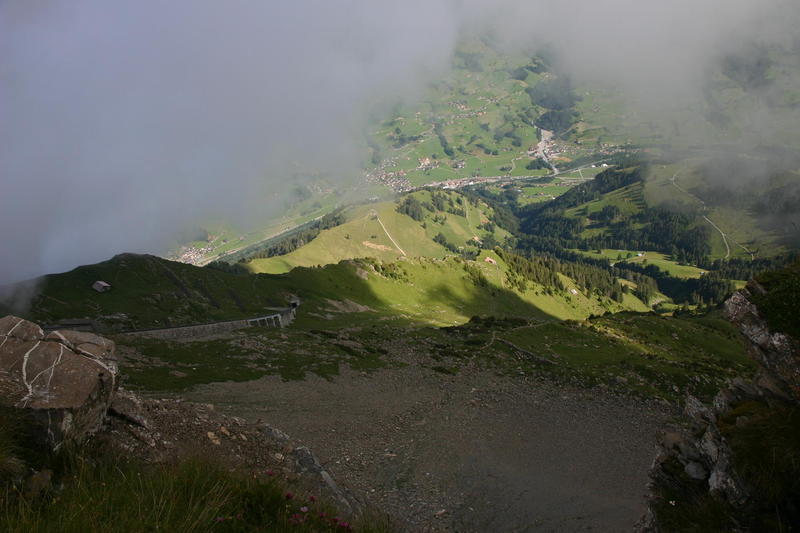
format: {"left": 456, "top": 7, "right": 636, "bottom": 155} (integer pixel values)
{"left": 1, "top": 0, "right": 797, "bottom": 284}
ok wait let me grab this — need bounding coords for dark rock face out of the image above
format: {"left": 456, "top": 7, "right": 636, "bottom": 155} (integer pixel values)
{"left": 638, "top": 282, "right": 800, "bottom": 531}
{"left": 724, "top": 280, "right": 800, "bottom": 401}
{"left": 0, "top": 315, "right": 118, "bottom": 449}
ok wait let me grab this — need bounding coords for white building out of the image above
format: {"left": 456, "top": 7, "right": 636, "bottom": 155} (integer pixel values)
{"left": 92, "top": 281, "right": 111, "bottom": 293}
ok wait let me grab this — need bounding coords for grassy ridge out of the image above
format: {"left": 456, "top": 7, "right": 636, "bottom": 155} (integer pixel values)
{"left": 25, "top": 254, "right": 289, "bottom": 330}
{"left": 496, "top": 312, "right": 752, "bottom": 399}
{"left": 277, "top": 253, "right": 648, "bottom": 328}
{"left": 247, "top": 190, "right": 509, "bottom": 274}
{"left": 20, "top": 248, "right": 649, "bottom": 335}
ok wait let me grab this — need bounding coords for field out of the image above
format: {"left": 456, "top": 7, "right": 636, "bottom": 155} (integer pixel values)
{"left": 495, "top": 312, "right": 753, "bottom": 400}
{"left": 247, "top": 190, "right": 510, "bottom": 274}
{"left": 518, "top": 182, "right": 573, "bottom": 205}
{"left": 363, "top": 39, "right": 612, "bottom": 191}
{"left": 574, "top": 249, "right": 707, "bottom": 279}
{"left": 645, "top": 163, "right": 790, "bottom": 260}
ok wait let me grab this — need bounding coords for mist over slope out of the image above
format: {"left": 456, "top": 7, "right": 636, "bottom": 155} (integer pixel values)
{"left": 2, "top": 0, "right": 798, "bottom": 283}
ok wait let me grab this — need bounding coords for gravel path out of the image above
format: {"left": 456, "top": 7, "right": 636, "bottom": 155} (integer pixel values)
{"left": 186, "top": 358, "right": 667, "bottom": 532}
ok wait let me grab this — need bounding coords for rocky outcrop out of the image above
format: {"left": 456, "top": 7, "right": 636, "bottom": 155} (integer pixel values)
{"left": 0, "top": 315, "right": 118, "bottom": 449}
{"left": 724, "top": 280, "right": 800, "bottom": 401}
{"left": 638, "top": 281, "right": 800, "bottom": 531}
{"left": 100, "top": 392, "right": 362, "bottom": 515}
{"left": 0, "top": 316, "right": 360, "bottom": 517}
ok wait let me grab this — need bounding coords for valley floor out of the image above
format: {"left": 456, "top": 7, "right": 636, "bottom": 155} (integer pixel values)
{"left": 184, "top": 344, "right": 669, "bottom": 532}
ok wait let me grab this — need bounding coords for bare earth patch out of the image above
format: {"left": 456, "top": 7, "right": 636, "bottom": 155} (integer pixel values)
{"left": 363, "top": 240, "right": 394, "bottom": 252}
{"left": 186, "top": 358, "right": 668, "bottom": 532}
{"left": 324, "top": 299, "right": 374, "bottom": 313}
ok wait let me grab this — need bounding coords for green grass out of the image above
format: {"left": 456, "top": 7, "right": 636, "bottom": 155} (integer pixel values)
{"left": 573, "top": 249, "right": 707, "bottom": 279}
{"left": 644, "top": 163, "right": 790, "bottom": 260}
{"left": 19, "top": 206, "right": 654, "bottom": 339}
{"left": 564, "top": 182, "right": 645, "bottom": 222}
{"left": 431, "top": 310, "right": 752, "bottom": 401}
{"left": 753, "top": 260, "right": 800, "bottom": 338}
{"left": 274, "top": 253, "right": 650, "bottom": 328}
{"left": 167, "top": 179, "right": 362, "bottom": 266}
{"left": 517, "top": 184, "right": 572, "bottom": 205}
{"left": 362, "top": 39, "right": 563, "bottom": 188}
{"left": 247, "top": 190, "right": 509, "bottom": 275}
{"left": 120, "top": 327, "right": 388, "bottom": 391}
{"left": 25, "top": 254, "right": 290, "bottom": 330}
{"left": 0, "top": 453, "right": 382, "bottom": 533}
{"left": 496, "top": 311, "right": 753, "bottom": 400}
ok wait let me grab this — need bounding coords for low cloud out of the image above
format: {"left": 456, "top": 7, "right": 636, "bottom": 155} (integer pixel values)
{"left": 1, "top": 0, "right": 797, "bottom": 283}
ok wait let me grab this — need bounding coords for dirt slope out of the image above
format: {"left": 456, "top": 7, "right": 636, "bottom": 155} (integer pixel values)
{"left": 186, "top": 357, "right": 667, "bottom": 532}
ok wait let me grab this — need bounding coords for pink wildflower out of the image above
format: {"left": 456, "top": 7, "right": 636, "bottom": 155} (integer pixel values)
{"left": 300, "top": 506, "right": 309, "bottom": 513}
{"left": 285, "top": 491, "right": 294, "bottom": 500}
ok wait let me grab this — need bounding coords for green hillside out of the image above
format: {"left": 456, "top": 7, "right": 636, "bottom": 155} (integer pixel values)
{"left": 247, "top": 190, "right": 510, "bottom": 274}
{"left": 121, "top": 306, "right": 753, "bottom": 403}
{"left": 23, "top": 254, "right": 290, "bottom": 330}
{"left": 362, "top": 39, "right": 615, "bottom": 191}
{"left": 16, "top": 247, "right": 648, "bottom": 334}
{"left": 645, "top": 162, "right": 798, "bottom": 259}
{"left": 280, "top": 253, "right": 649, "bottom": 328}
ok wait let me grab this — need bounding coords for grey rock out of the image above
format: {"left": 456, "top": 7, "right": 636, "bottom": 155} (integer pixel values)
{"left": 699, "top": 426, "right": 721, "bottom": 463}
{"left": 0, "top": 315, "right": 118, "bottom": 449}
{"left": 712, "top": 389, "right": 736, "bottom": 415}
{"left": 291, "top": 446, "right": 361, "bottom": 515}
{"left": 708, "top": 453, "right": 748, "bottom": 505}
{"left": 684, "top": 461, "right": 707, "bottom": 480}
{"left": 639, "top": 283, "right": 800, "bottom": 528}
{"left": 109, "top": 388, "right": 151, "bottom": 429}
{"left": 724, "top": 287, "right": 800, "bottom": 401}
{"left": 684, "top": 395, "right": 714, "bottom": 424}
{"left": 263, "top": 424, "right": 291, "bottom": 442}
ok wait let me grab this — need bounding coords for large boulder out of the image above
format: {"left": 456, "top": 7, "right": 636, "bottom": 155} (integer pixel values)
{"left": 0, "top": 315, "right": 118, "bottom": 449}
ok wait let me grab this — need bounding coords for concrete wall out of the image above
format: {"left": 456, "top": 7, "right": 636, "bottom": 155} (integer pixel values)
{"left": 129, "top": 319, "right": 251, "bottom": 340}
{"left": 124, "top": 306, "right": 297, "bottom": 340}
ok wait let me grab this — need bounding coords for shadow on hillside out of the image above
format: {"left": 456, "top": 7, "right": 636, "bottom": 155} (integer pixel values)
{"left": 12, "top": 253, "right": 561, "bottom": 332}
{"left": 277, "top": 259, "right": 559, "bottom": 328}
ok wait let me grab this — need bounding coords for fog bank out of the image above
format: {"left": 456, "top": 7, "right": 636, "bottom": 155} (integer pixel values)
{"left": 1, "top": 0, "right": 797, "bottom": 283}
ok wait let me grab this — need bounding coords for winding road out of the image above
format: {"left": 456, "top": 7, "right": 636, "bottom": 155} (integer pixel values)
{"left": 669, "top": 170, "right": 755, "bottom": 260}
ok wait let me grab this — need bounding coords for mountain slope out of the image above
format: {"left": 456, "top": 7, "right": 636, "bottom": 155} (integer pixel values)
{"left": 246, "top": 190, "right": 509, "bottom": 274}
{"left": 21, "top": 254, "right": 290, "bottom": 330}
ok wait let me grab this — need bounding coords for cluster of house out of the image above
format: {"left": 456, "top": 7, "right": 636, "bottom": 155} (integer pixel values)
{"left": 364, "top": 157, "right": 414, "bottom": 192}
{"left": 417, "top": 157, "right": 440, "bottom": 171}
{"left": 174, "top": 244, "right": 216, "bottom": 266}
{"left": 365, "top": 168, "right": 412, "bottom": 192}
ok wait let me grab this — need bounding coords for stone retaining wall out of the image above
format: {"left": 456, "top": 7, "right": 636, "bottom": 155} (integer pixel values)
{"left": 125, "top": 306, "right": 296, "bottom": 340}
